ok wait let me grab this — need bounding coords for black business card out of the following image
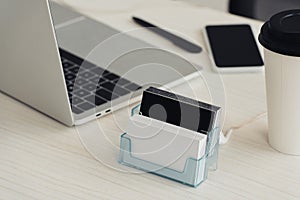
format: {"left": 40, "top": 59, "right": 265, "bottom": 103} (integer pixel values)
{"left": 140, "top": 87, "right": 221, "bottom": 133}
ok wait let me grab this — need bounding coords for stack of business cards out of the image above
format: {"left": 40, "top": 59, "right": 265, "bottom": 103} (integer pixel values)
{"left": 126, "top": 114, "right": 207, "bottom": 172}
{"left": 119, "top": 87, "right": 221, "bottom": 186}
{"left": 140, "top": 87, "right": 221, "bottom": 134}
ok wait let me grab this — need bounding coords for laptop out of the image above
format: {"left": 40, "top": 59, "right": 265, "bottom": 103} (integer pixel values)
{"left": 0, "top": 0, "right": 199, "bottom": 126}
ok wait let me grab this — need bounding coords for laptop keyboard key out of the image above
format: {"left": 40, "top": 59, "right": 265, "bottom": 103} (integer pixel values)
{"left": 74, "top": 78, "right": 88, "bottom": 86}
{"left": 100, "top": 81, "right": 131, "bottom": 96}
{"left": 78, "top": 71, "right": 95, "bottom": 79}
{"left": 70, "top": 96, "right": 84, "bottom": 105}
{"left": 97, "top": 78, "right": 108, "bottom": 85}
{"left": 90, "top": 77, "right": 104, "bottom": 84}
{"left": 77, "top": 102, "right": 94, "bottom": 111}
{"left": 65, "top": 73, "right": 76, "bottom": 81}
{"left": 100, "top": 81, "right": 115, "bottom": 91}
{"left": 63, "top": 67, "right": 69, "bottom": 73}
{"left": 85, "top": 95, "right": 107, "bottom": 106}
{"left": 89, "top": 77, "right": 98, "bottom": 83}
{"left": 74, "top": 89, "right": 90, "bottom": 98}
{"left": 62, "top": 61, "right": 74, "bottom": 69}
{"left": 104, "top": 73, "right": 120, "bottom": 81}
{"left": 61, "top": 58, "right": 67, "bottom": 63}
{"left": 66, "top": 84, "right": 74, "bottom": 92}
{"left": 72, "top": 106, "right": 84, "bottom": 114}
{"left": 96, "top": 88, "right": 117, "bottom": 100}
{"left": 68, "top": 66, "right": 80, "bottom": 74}
{"left": 66, "top": 81, "right": 81, "bottom": 91}
{"left": 68, "top": 92, "right": 73, "bottom": 99}
{"left": 82, "top": 83, "right": 97, "bottom": 91}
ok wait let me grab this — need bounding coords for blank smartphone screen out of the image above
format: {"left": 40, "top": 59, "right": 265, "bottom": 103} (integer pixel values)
{"left": 206, "top": 24, "right": 264, "bottom": 68}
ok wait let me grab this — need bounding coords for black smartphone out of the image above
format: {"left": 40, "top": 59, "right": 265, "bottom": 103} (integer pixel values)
{"left": 203, "top": 24, "right": 264, "bottom": 73}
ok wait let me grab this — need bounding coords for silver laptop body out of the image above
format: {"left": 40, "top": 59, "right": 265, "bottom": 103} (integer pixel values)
{"left": 0, "top": 0, "right": 198, "bottom": 126}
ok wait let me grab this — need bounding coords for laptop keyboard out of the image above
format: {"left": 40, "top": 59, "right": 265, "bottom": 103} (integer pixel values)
{"left": 59, "top": 48, "right": 141, "bottom": 115}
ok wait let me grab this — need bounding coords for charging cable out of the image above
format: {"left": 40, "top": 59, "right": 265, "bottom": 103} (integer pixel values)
{"left": 219, "top": 112, "right": 267, "bottom": 144}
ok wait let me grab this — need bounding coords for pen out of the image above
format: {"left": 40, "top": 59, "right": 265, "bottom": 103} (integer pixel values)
{"left": 132, "top": 16, "right": 202, "bottom": 53}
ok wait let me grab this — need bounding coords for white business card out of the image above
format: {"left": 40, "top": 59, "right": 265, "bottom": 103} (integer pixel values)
{"left": 126, "top": 114, "right": 207, "bottom": 172}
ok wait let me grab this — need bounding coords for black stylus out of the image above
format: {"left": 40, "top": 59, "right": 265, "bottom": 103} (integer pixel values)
{"left": 132, "top": 16, "right": 202, "bottom": 53}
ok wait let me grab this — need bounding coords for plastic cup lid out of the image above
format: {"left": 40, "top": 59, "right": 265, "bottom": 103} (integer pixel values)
{"left": 259, "top": 9, "right": 300, "bottom": 57}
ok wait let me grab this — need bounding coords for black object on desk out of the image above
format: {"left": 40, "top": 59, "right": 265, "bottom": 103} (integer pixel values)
{"left": 205, "top": 24, "right": 264, "bottom": 68}
{"left": 140, "top": 87, "right": 221, "bottom": 133}
{"left": 132, "top": 16, "right": 202, "bottom": 53}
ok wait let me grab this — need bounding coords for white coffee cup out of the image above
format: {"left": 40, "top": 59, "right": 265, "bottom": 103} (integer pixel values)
{"left": 259, "top": 9, "right": 300, "bottom": 155}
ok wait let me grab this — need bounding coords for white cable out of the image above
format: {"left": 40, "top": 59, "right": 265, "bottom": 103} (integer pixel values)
{"left": 219, "top": 112, "right": 267, "bottom": 144}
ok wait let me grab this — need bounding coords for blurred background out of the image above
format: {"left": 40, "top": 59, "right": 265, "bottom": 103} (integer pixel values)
{"left": 181, "top": 0, "right": 300, "bottom": 21}
{"left": 181, "top": 0, "right": 228, "bottom": 12}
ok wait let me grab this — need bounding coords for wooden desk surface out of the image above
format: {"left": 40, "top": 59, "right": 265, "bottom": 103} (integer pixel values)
{"left": 1, "top": 0, "right": 300, "bottom": 199}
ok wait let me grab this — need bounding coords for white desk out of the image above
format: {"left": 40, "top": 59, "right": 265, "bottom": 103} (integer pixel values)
{"left": 1, "top": 0, "right": 300, "bottom": 199}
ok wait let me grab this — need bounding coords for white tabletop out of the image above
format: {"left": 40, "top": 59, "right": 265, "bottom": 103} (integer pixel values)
{"left": 1, "top": 0, "right": 300, "bottom": 199}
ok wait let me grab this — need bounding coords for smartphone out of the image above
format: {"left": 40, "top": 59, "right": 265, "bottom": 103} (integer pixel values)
{"left": 203, "top": 24, "right": 264, "bottom": 73}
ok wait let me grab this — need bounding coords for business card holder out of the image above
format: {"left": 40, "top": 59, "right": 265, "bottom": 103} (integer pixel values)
{"left": 118, "top": 105, "right": 220, "bottom": 187}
